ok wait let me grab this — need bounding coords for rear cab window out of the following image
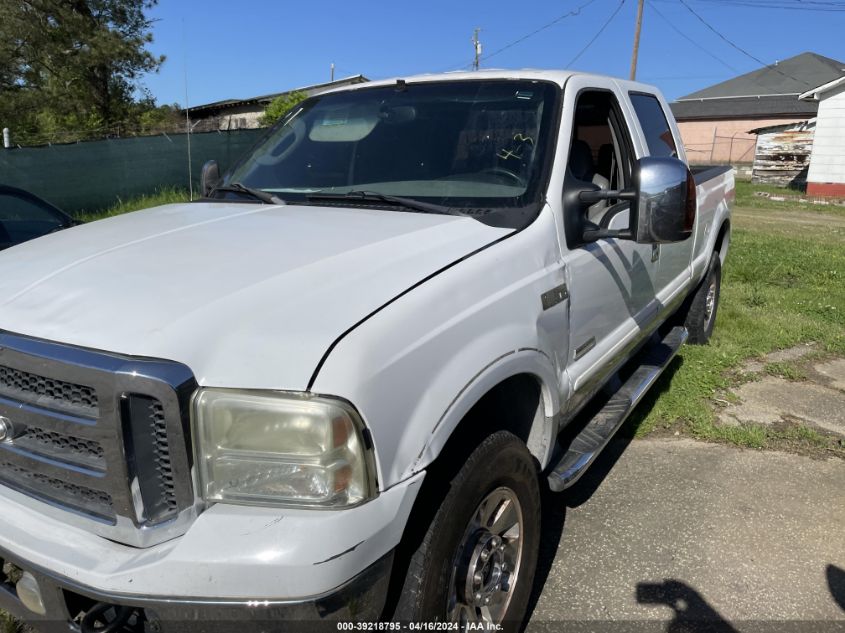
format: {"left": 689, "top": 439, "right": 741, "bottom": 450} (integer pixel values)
{"left": 628, "top": 92, "right": 678, "bottom": 158}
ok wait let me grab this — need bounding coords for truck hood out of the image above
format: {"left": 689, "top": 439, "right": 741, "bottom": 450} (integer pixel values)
{"left": 0, "top": 202, "right": 511, "bottom": 390}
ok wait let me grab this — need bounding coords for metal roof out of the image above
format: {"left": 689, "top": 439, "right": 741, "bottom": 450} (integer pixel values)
{"left": 748, "top": 118, "right": 815, "bottom": 135}
{"left": 184, "top": 75, "right": 369, "bottom": 115}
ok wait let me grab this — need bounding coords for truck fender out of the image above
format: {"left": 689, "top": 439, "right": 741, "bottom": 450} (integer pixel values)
{"left": 404, "top": 348, "right": 562, "bottom": 480}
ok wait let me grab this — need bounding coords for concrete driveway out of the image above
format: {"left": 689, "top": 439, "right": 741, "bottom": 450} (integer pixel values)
{"left": 526, "top": 437, "right": 845, "bottom": 632}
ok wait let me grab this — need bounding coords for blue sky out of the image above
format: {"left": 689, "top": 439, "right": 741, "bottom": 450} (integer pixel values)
{"left": 143, "top": 0, "right": 845, "bottom": 107}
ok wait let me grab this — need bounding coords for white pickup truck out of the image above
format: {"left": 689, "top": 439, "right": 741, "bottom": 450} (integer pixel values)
{"left": 0, "top": 70, "right": 732, "bottom": 632}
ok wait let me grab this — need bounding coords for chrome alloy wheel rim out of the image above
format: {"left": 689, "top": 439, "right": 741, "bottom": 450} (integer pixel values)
{"left": 448, "top": 487, "right": 524, "bottom": 626}
{"left": 704, "top": 281, "right": 717, "bottom": 326}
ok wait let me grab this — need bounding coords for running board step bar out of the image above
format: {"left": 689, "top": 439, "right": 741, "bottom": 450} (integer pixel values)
{"left": 548, "top": 325, "right": 688, "bottom": 492}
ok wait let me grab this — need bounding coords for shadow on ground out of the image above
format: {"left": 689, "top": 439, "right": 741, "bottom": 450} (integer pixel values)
{"left": 636, "top": 579, "right": 738, "bottom": 633}
{"left": 829, "top": 565, "right": 845, "bottom": 612}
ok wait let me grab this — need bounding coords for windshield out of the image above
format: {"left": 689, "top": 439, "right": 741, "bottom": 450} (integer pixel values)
{"left": 223, "top": 80, "right": 560, "bottom": 229}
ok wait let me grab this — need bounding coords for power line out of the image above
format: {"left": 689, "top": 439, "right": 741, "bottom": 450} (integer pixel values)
{"left": 685, "top": 0, "right": 845, "bottom": 10}
{"left": 483, "top": 0, "right": 600, "bottom": 62}
{"left": 647, "top": 0, "right": 740, "bottom": 73}
{"left": 567, "top": 0, "right": 627, "bottom": 67}
{"left": 653, "top": 0, "right": 845, "bottom": 10}
{"left": 676, "top": 0, "right": 813, "bottom": 86}
{"left": 650, "top": 0, "right": 818, "bottom": 97}
{"left": 444, "top": 0, "right": 600, "bottom": 70}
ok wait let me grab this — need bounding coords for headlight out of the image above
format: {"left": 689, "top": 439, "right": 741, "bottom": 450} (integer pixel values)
{"left": 192, "top": 389, "right": 376, "bottom": 508}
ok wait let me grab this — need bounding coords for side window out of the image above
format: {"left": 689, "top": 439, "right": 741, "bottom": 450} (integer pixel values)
{"left": 568, "top": 91, "right": 633, "bottom": 192}
{"left": 629, "top": 93, "right": 677, "bottom": 158}
{"left": 565, "top": 90, "right": 636, "bottom": 244}
{"left": 0, "top": 192, "right": 60, "bottom": 222}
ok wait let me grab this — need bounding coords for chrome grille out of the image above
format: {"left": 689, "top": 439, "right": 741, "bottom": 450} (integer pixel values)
{"left": 13, "top": 426, "right": 105, "bottom": 471}
{"left": 0, "top": 364, "right": 98, "bottom": 415}
{"left": 151, "top": 400, "right": 178, "bottom": 513}
{"left": 0, "top": 332, "right": 197, "bottom": 547}
{"left": 0, "top": 461, "right": 114, "bottom": 522}
{"left": 122, "top": 394, "right": 179, "bottom": 523}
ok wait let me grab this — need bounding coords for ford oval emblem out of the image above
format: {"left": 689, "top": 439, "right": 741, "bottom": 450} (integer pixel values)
{"left": 0, "top": 416, "right": 11, "bottom": 442}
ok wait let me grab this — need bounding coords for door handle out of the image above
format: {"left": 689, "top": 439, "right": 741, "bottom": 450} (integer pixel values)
{"left": 651, "top": 243, "right": 660, "bottom": 262}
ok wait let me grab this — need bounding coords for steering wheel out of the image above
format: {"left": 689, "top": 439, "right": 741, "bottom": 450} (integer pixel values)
{"left": 480, "top": 167, "right": 526, "bottom": 186}
{"left": 253, "top": 118, "right": 307, "bottom": 167}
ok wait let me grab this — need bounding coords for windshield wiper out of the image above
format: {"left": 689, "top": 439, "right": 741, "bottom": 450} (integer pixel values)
{"left": 305, "top": 191, "right": 464, "bottom": 216}
{"left": 213, "top": 182, "right": 286, "bottom": 205}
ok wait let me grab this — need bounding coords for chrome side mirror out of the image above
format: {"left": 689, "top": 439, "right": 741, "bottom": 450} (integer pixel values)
{"left": 631, "top": 157, "right": 696, "bottom": 244}
{"left": 576, "top": 156, "right": 695, "bottom": 244}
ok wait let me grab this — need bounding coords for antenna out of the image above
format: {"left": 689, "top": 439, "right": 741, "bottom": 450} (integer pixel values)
{"left": 182, "top": 19, "right": 193, "bottom": 201}
{"left": 331, "top": 62, "right": 335, "bottom": 81}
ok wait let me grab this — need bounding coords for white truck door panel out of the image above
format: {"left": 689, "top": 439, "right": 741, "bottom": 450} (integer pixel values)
{"left": 566, "top": 237, "right": 656, "bottom": 392}
{"left": 557, "top": 78, "right": 658, "bottom": 400}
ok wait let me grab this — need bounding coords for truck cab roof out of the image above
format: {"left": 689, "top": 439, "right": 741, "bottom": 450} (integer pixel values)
{"left": 321, "top": 68, "right": 663, "bottom": 96}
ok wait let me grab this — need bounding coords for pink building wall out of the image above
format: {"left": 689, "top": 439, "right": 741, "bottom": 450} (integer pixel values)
{"left": 676, "top": 117, "right": 809, "bottom": 164}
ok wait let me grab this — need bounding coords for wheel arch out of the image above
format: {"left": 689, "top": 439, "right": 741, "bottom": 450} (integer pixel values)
{"left": 714, "top": 218, "right": 731, "bottom": 266}
{"left": 406, "top": 350, "right": 562, "bottom": 480}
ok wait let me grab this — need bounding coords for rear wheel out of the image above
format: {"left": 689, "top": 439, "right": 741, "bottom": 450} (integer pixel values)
{"left": 681, "top": 253, "right": 722, "bottom": 344}
{"left": 393, "top": 431, "right": 541, "bottom": 630}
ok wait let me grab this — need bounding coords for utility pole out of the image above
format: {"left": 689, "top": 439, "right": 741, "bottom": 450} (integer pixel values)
{"left": 629, "top": 0, "right": 645, "bottom": 80}
{"left": 330, "top": 63, "right": 335, "bottom": 81}
{"left": 471, "top": 28, "right": 482, "bottom": 71}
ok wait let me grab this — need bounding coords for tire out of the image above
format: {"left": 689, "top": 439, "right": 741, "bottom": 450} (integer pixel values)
{"left": 392, "top": 431, "right": 541, "bottom": 630}
{"left": 682, "top": 253, "right": 722, "bottom": 345}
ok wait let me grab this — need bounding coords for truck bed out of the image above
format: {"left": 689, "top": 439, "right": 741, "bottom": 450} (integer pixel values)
{"left": 691, "top": 164, "right": 733, "bottom": 185}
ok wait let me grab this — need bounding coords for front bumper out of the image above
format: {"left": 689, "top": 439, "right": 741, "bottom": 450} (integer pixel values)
{"left": 0, "top": 472, "right": 424, "bottom": 632}
{"left": 1, "top": 547, "right": 393, "bottom": 633}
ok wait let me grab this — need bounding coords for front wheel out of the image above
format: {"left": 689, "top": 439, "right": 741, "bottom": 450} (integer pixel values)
{"left": 392, "top": 431, "right": 541, "bottom": 630}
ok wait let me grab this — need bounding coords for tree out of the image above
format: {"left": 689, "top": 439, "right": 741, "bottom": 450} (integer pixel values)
{"left": 0, "top": 0, "right": 165, "bottom": 145}
{"left": 260, "top": 90, "right": 308, "bottom": 127}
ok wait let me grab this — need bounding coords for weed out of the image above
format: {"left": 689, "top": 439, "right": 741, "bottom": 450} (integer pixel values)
{"left": 764, "top": 362, "right": 807, "bottom": 381}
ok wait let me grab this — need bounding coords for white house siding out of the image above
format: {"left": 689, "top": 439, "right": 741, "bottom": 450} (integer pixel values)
{"left": 806, "top": 83, "right": 845, "bottom": 196}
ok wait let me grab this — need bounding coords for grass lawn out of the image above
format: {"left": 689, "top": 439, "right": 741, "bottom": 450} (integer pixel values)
{"left": 734, "top": 179, "right": 845, "bottom": 216}
{"left": 627, "top": 183, "right": 845, "bottom": 456}
{"left": 75, "top": 186, "right": 191, "bottom": 222}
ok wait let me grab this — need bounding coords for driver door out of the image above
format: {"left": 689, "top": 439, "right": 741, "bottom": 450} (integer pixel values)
{"left": 559, "top": 81, "right": 659, "bottom": 410}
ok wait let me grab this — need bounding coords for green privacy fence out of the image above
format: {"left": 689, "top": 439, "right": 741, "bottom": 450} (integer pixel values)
{"left": 0, "top": 129, "right": 266, "bottom": 215}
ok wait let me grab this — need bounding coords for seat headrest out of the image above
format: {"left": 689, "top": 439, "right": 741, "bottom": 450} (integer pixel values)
{"left": 569, "top": 140, "right": 595, "bottom": 181}
{"left": 597, "top": 144, "right": 614, "bottom": 178}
